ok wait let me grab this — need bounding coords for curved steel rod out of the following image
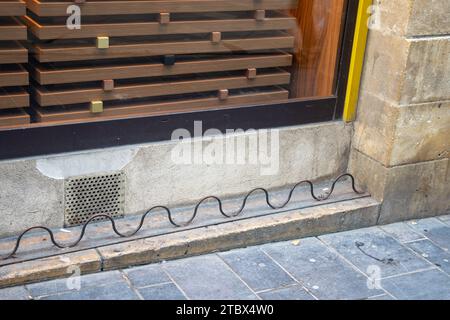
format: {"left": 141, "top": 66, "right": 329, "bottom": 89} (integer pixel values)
{"left": 1, "top": 174, "right": 363, "bottom": 260}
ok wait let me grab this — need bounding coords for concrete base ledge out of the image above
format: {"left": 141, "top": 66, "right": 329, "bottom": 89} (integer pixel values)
{"left": 0, "top": 197, "right": 380, "bottom": 288}
{"left": 0, "top": 250, "right": 101, "bottom": 289}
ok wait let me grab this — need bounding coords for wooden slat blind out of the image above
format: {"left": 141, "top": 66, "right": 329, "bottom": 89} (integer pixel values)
{"left": 0, "top": 0, "right": 348, "bottom": 129}
{"left": 0, "top": 0, "right": 30, "bottom": 128}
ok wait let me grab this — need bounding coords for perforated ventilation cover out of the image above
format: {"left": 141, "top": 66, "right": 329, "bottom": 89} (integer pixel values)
{"left": 64, "top": 172, "right": 125, "bottom": 227}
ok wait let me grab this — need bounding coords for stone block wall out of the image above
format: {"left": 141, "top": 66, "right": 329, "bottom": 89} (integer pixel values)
{"left": 349, "top": 0, "right": 450, "bottom": 224}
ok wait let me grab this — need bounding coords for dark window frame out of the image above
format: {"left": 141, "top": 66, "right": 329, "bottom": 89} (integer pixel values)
{"left": 0, "top": 0, "right": 358, "bottom": 160}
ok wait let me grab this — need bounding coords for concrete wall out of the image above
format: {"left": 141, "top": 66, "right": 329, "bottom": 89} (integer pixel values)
{"left": 0, "top": 122, "right": 352, "bottom": 237}
{"left": 349, "top": 0, "right": 450, "bottom": 224}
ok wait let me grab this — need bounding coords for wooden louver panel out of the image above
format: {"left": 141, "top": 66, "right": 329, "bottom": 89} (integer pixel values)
{"left": 25, "top": 0, "right": 297, "bottom": 124}
{"left": 0, "top": 0, "right": 30, "bottom": 128}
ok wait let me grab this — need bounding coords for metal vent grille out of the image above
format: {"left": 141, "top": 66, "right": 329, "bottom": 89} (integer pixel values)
{"left": 64, "top": 172, "right": 125, "bottom": 227}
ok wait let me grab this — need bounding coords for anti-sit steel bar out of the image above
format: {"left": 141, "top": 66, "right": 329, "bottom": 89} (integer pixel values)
{"left": 0, "top": 174, "right": 363, "bottom": 260}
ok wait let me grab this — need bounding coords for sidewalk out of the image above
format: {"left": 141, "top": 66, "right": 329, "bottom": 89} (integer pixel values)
{"left": 1, "top": 215, "right": 449, "bottom": 300}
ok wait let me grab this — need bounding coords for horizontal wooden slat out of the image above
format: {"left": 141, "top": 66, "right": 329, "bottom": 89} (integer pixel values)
{"left": 34, "top": 89, "right": 289, "bottom": 124}
{"left": 0, "top": 41, "right": 27, "bottom": 64}
{"left": 0, "top": 88, "right": 29, "bottom": 109}
{"left": 0, "top": 64, "right": 28, "bottom": 87}
{"left": 33, "top": 53, "right": 293, "bottom": 85}
{"left": 27, "top": 0, "right": 298, "bottom": 17}
{"left": 0, "top": 17, "right": 27, "bottom": 40}
{"left": 0, "top": 108, "right": 29, "bottom": 128}
{"left": 0, "top": 1, "right": 26, "bottom": 16}
{"left": 34, "top": 35, "right": 294, "bottom": 62}
{"left": 34, "top": 70, "right": 291, "bottom": 106}
{"left": 25, "top": 15, "right": 296, "bottom": 40}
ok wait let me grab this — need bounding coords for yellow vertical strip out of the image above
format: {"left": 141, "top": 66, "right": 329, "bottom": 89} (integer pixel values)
{"left": 343, "top": 0, "right": 372, "bottom": 122}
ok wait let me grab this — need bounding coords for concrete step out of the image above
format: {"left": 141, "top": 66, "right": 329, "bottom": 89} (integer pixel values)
{"left": 0, "top": 179, "right": 381, "bottom": 288}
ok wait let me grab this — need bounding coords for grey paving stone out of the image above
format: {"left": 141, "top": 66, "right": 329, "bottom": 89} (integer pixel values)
{"left": 163, "top": 254, "right": 258, "bottom": 300}
{"left": 408, "top": 239, "right": 450, "bottom": 274}
{"left": 7, "top": 217, "right": 450, "bottom": 300}
{"left": 123, "top": 264, "right": 170, "bottom": 288}
{"left": 319, "top": 227, "right": 432, "bottom": 278}
{"left": 261, "top": 237, "right": 382, "bottom": 300}
{"left": 27, "top": 270, "right": 124, "bottom": 298}
{"left": 139, "top": 283, "right": 186, "bottom": 300}
{"left": 407, "top": 218, "right": 450, "bottom": 251}
{"left": 0, "top": 286, "right": 30, "bottom": 300}
{"left": 380, "top": 222, "right": 425, "bottom": 243}
{"left": 41, "top": 281, "right": 140, "bottom": 300}
{"left": 382, "top": 269, "right": 450, "bottom": 300}
{"left": 219, "top": 247, "right": 295, "bottom": 292}
{"left": 367, "top": 294, "right": 394, "bottom": 300}
{"left": 258, "top": 286, "right": 315, "bottom": 300}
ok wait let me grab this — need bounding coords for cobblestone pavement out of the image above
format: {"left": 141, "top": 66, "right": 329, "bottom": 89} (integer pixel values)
{"left": 1, "top": 215, "right": 450, "bottom": 300}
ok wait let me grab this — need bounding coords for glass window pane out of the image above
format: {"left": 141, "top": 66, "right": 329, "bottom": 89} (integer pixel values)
{"left": 0, "top": 0, "right": 347, "bottom": 130}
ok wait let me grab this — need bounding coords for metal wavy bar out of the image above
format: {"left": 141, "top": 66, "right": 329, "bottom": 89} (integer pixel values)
{"left": 1, "top": 174, "right": 363, "bottom": 260}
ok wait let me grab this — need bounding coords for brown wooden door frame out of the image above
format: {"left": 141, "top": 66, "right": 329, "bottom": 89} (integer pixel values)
{"left": 291, "top": 0, "right": 347, "bottom": 98}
